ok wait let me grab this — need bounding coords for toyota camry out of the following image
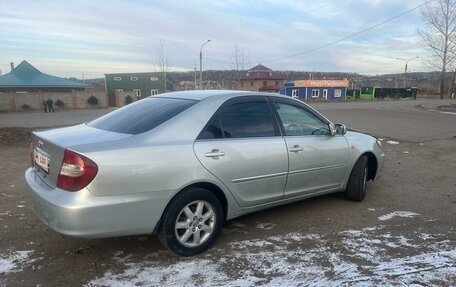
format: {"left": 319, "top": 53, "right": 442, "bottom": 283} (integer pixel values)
{"left": 25, "top": 90, "right": 384, "bottom": 256}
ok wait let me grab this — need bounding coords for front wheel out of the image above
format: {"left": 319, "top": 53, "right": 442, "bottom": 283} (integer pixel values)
{"left": 344, "top": 155, "right": 369, "bottom": 201}
{"left": 159, "top": 187, "right": 223, "bottom": 256}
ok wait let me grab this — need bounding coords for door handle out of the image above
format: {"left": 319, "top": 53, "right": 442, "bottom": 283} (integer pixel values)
{"left": 205, "top": 149, "right": 226, "bottom": 158}
{"left": 289, "top": 145, "right": 304, "bottom": 153}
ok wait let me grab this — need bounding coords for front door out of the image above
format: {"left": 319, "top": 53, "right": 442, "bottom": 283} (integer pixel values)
{"left": 270, "top": 99, "right": 349, "bottom": 198}
{"left": 194, "top": 97, "right": 288, "bottom": 207}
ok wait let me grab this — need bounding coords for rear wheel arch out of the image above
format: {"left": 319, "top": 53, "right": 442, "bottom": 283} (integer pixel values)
{"left": 153, "top": 182, "right": 228, "bottom": 234}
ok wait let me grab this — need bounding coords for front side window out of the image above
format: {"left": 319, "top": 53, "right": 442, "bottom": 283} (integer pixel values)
{"left": 198, "top": 99, "right": 276, "bottom": 139}
{"left": 272, "top": 102, "right": 330, "bottom": 136}
{"left": 88, "top": 98, "right": 197, "bottom": 134}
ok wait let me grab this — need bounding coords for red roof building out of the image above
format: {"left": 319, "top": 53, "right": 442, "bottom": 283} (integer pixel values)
{"left": 240, "top": 64, "right": 285, "bottom": 93}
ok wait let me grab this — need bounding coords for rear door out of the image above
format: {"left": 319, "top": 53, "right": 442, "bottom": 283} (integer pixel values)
{"left": 270, "top": 98, "right": 349, "bottom": 198}
{"left": 194, "top": 96, "right": 288, "bottom": 207}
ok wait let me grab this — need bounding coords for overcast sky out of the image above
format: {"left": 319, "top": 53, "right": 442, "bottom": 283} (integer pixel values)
{"left": 0, "top": 0, "right": 427, "bottom": 78}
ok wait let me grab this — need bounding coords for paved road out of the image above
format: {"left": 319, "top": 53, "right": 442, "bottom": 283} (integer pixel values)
{"left": 310, "top": 99, "right": 456, "bottom": 142}
{"left": 1, "top": 98, "right": 455, "bottom": 286}
{"left": 1, "top": 99, "right": 455, "bottom": 143}
{"left": 0, "top": 108, "right": 111, "bottom": 128}
{"left": 0, "top": 99, "right": 454, "bottom": 128}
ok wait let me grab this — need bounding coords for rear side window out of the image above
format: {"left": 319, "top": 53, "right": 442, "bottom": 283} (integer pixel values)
{"left": 88, "top": 98, "right": 197, "bottom": 134}
{"left": 199, "top": 99, "right": 276, "bottom": 139}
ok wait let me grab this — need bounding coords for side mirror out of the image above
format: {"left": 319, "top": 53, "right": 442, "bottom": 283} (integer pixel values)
{"left": 335, "top": 123, "right": 347, "bottom": 135}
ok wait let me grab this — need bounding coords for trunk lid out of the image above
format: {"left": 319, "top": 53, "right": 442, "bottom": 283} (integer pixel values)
{"left": 31, "top": 124, "right": 132, "bottom": 188}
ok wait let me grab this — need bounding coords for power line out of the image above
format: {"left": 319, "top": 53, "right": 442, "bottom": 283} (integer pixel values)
{"left": 262, "top": 1, "right": 429, "bottom": 63}
{"left": 204, "top": 1, "right": 429, "bottom": 66}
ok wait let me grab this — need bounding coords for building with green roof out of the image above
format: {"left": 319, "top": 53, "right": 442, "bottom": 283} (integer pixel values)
{"left": 105, "top": 72, "right": 173, "bottom": 107}
{"left": 0, "top": 60, "right": 88, "bottom": 92}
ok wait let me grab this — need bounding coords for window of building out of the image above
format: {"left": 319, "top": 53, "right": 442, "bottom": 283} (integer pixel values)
{"left": 250, "top": 81, "right": 254, "bottom": 87}
{"left": 312, "top": 89, "right": 319, "bottom": 98}
{"left": 114, "top": 77, "right": 121, "bottom": 81}
{"left": 292, "top": 89, "right": 299, "bottom": 98}
{"left": 334, "top": 89, "right": 342, "bottom": 97}
{"left": 323, "top": 89, "right": 328, "bottom": 99}
{"left": 131, "top": 77, "right": 138, "bottom": 81}
{"left": 151, "top": 89, "right": 158, "bottom": 96}
{"left": 246, "top": 73, "right": 249, "bottom": 77}
{"left": 263, "top": 81, "right": 267, "bottom": 87}
{"left": 133, "top": 89, "right": 141, "bottom": 97}
{"left": 150, "top": 77, "right": 158, "bottom": 81}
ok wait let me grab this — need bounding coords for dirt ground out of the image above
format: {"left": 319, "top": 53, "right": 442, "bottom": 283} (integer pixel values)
{"left": 1, "top": 104, "right": 456, "bottom": 286}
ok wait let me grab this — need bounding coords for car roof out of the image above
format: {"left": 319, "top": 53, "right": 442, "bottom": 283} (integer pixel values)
{"left": 152, "top": 90, "right": 289, "bottom": 101}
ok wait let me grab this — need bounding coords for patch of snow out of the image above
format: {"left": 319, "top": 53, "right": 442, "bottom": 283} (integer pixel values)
{"left": 386, "top": 140, "right": 400, "bottom": 145}
{"left": 402, "top": 151, "right": 410, "bottom": 154}
{"left": 378, "top": 211, "right": 419, "bottom": 221}
{"left": 16, "top": 205, "right": 25, "bottom": 208}
{"left": 86, "top": 224, "right": 455, "bottom": 287}
{"left": 256, "top": 223, "right": 276, "bottom": 230}
{"left": 0, "top": 250, "right": 34, "bottom": 274}
{"left": 368, "top": 208, "right": 376, "bottom": 211}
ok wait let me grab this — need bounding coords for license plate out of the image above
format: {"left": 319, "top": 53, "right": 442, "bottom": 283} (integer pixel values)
{"left": 35, "top": 147, "right": 50, "bottom": 173}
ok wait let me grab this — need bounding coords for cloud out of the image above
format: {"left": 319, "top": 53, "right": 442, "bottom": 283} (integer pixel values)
{"left": 0, "top": 0, "right": 429, "bottom": 77}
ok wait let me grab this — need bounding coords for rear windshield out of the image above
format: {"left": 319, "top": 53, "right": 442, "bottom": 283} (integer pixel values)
{"left": 88, "top": 97, "right": 197, "bottom": 134}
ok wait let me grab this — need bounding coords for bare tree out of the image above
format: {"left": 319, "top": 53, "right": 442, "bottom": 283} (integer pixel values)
{"left": 154, "top": 40, "right": 169, "bottom": 93}
{"left": 231, "top": 44, "right": 247, "bottom": 89}
{"left": 419, "top": 0, "right": 456, "bottom": 99}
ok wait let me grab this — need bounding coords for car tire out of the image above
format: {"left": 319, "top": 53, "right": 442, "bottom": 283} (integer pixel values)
{"left": 158, "top": 187, "right": 223, "bottom": 256}
{"left": 344, "top": 155, "right": 369, "bottom": 201}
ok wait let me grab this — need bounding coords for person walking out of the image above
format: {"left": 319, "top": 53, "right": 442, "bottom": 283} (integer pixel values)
{"left": 46, "top": 99, "right": 55, "bottom": 112}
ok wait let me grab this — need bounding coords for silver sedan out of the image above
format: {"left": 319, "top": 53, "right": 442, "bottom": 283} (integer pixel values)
{"left": 25, "top": 91, "right": 384, "bottom": 256}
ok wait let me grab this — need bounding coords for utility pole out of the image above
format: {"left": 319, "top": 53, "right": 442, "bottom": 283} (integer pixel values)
{"left": 396, "top": 56, "right": 419, "bottom": 88}
{"left": 200, "top": 39, "right": 211, "bottom": 90}
{"left": 194, "top": 67, "right": 197, "bottom": 90}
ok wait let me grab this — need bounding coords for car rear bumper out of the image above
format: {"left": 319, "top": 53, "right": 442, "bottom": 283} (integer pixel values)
{"left": 24, "top": 168, "right": 173, "bottom": 238}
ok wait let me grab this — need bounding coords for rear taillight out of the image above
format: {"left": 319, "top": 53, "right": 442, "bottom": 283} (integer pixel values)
{"left": 57, "top": 149, "right": 98, "bottom": 192}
